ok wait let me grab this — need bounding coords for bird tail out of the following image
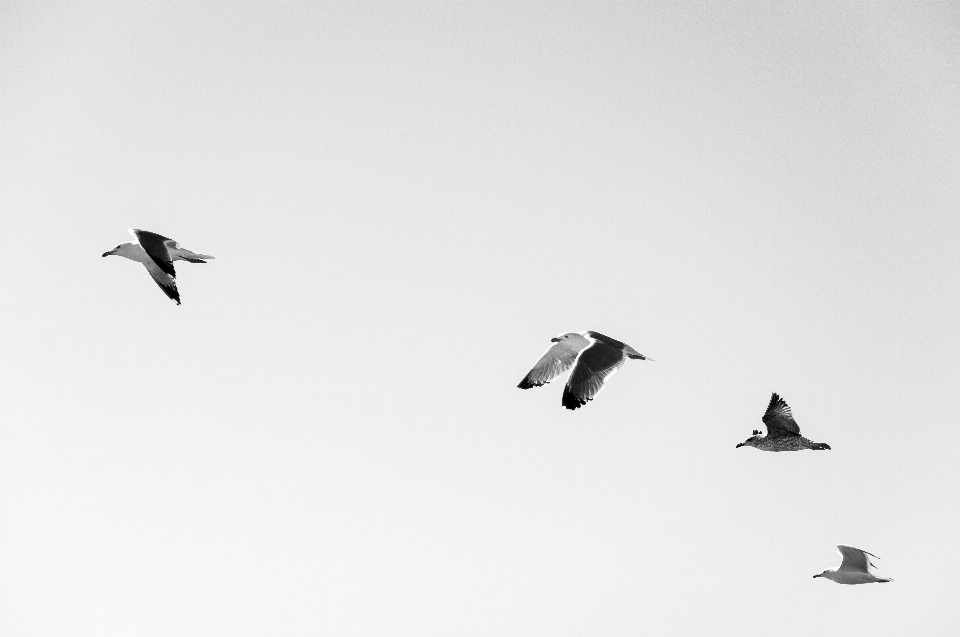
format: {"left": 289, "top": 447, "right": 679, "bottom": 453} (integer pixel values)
{"left": 179, "top": 249, "right": 215, "bottom": 263}
{"left": 812, "top": 442, "right": 831, "bottom": 450}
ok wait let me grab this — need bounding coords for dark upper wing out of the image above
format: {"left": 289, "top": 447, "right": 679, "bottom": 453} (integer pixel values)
{"left": 142, "top": 261, "right": 181, "bottom": 305}
{"left": 586, "top": 331, "right": 626, "bottom": 349}
{"left": 518, "top": 342, "right": 580, "bottom": 389}
{"left": 561, "top": 340, "right": 626, "bottom": 410}
{"left": 762, "top": 393, "right": 801, "bottom": 437}
{"left": 837, "top": 545, "right": 877, "bottom": 573}
{"left": 130, "top": 229, "right": 176, "bottom": 278}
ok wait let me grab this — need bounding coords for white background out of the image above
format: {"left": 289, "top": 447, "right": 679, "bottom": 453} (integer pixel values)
{"left": 1, "top": 1, "right": 959, "bottom": 635}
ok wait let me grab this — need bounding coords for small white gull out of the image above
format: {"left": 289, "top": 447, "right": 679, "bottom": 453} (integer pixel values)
{"left": 102, "top": 229, "right": 214, "bottom": 305}
{"left": 517, "top": 331, "right": 651, "bottom": 410}
{"left": 813, "top": 545, "right": 893, "bottom": 584}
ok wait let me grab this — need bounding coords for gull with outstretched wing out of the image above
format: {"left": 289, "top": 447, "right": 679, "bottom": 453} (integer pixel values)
{"left": 102, "top": 229, "right": 214, "bottom": 305}
{"left": 736, "top": 393, "right": 831, "bottom": 452}
{"left": 517, "top": 331, "right": 651, "bottom": 410}
{"left": 813, "top": 545, "right": 893, "bottom": 584}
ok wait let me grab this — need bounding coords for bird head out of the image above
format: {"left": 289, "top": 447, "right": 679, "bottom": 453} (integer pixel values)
{"left": 735, "top": 430, "right": 763, "bottom": 448}
{"left": 550, "top": 333, "right": 591, "bottom": 350}
{"left": 102, "top": 242, "right": 137, "bottom": 258}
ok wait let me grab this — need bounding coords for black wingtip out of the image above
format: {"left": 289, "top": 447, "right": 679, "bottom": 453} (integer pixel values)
{"left": 814, "top": 443, "right": 831, "bottom": 450}
{"left": 517, "top": 374, "right": 543, "bottom": 390}
{"left": 154, "top": 282, "right": 181, "bottom": 305}
{"left": 561, "top": 387, "right": 587, "bottom": 410}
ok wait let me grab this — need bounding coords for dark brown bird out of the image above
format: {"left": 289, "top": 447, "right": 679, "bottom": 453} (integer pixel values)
{"left": 736, "top": 393, "right": 831, "bottom": 451}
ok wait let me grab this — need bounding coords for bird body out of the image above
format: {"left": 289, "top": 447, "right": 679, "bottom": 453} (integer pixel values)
{"left": 744, "top": 433, "right": 829, "bottom": 452}
{"left": 819, "top": 570, "right": 891, "bottom": 585}
{"left": 814, "top": 545, "right": 893, "bottom": 584}
{"left": 736, "top": 393, "right": 831, "bottom": 451}
{"left": 517, "top": 331, "right": 650, "bottom": 410}
{"left": 102, "top": 229, "right": 213, "bottom": 305}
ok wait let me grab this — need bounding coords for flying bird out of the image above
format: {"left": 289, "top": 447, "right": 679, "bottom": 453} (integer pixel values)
{"left": 736, "top": 393, "right": 831, "bottom": 451}
{"left": 813, "top": 545, "right": 893, "bottom": 584}
{"left": 102, "top": 229, "right": 214, "bottom": 305}
{"left": 517, "top": 331, "right": 651, "bottom": 410}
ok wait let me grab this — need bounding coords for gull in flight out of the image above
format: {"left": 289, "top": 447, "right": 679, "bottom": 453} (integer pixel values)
{"left": 517, "top": 331, "right": 651, "bottom": 410}
{"left": 102, "top": 229, "right": 214, "bottom": 305}
{"left": 813, "top": 545, "right": 893, "bottom": 584}
{"left": 736, "top": 393, "right": 831, "bottom": 451}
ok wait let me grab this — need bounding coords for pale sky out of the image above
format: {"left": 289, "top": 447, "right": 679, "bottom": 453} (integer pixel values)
{"left": 1, "top": 1, "right": 959, "bottom": 635}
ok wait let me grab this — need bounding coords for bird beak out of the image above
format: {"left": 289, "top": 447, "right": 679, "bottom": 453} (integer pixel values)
{"left": 101, "top": 250, "right": 112, "bottom": 257}
{"left": 550, "top": 337, "right": 560, "bottom": 342}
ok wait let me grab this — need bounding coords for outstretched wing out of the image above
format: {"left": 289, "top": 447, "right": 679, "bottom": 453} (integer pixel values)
{"left": 518, "top": 342, "right": 580, "bottom": 389}
{"left": 586, "top": 331, "right": 626, "bottom": 349}
{"left": 561, "top": 340, "right": 626, "bottom": 410}
{"left": 130, "top": 229, "right": 177, "bottom": 278}
{"left": 837, "top": 545, "right": 878, "bottom": 573}
{"left": 762, "top": 393, "right": 801, "bottom": 437}
{"left": 142, "top": 261, "right": 181, "bottom": 305}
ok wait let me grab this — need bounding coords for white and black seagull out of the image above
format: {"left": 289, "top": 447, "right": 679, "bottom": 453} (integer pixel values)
{"left": 102, "top": 229, "right": 214, "bottom": 305}
{"left": 517, "top": 331, "right": 651, "bottom": 410}
{"left": 813, "top": 545, "right": 893, "bottom": 585}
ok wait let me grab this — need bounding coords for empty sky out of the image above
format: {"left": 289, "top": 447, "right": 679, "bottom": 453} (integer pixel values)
{"left": 1, "top": 1, "right": 959, "bottom": 635}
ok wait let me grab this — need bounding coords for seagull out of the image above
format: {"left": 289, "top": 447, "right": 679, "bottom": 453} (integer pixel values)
{"left": 517, "top": 331, "right": 651, "bottom": 410}
{"left": 102, "top": 229, "right": 214, "bottom": 305}
{"left": 813, "top": 545, "right": 893, "bottom": 584}
{"left": 736, "top": 393, "right": 831, "bottom": 451}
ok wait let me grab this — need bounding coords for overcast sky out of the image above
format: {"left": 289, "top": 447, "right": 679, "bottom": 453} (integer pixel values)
{"left": 2, "top": 1, "right": 959, "bottom": 635}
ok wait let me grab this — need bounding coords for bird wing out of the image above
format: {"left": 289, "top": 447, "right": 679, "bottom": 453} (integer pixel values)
{"left": 561, "top": 339, "right": 626, "bottom": 410}
{"left": 517, "top": 342, "right": 581, "bottom": 389}
{"left": 590, "top": 331, "right": 650, "bottom": 360}
{"left": 142, "top": 261, "right": 181, "bottom": 305}
{"left": 586, "top": 331, "right": 626, "bottom": 349}
{"left": 836, "top": 545, "right": 878, "bottom": 573}
{"left": 761, "top": 393, "right": 801, "bottom": 437}
{"left": 130, "top": 229, "right": 177, "bottom": 278}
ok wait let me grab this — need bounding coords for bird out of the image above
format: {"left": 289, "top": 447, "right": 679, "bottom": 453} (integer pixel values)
{"left": 736, "top": 393, "right": 831, "bottom": 451}
{"left": 813, "top": 545, "right": 893, "bottom": 584}
{"left": 517, "top": 331, "right": 651, "bottom": 410}
{"left": 102, "top": 229, "right": 214, "bottom": 305}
